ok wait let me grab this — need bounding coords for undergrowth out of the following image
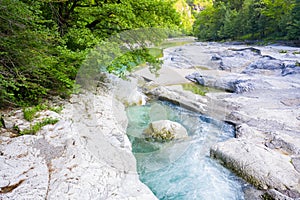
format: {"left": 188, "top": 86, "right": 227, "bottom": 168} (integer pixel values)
{"left": 19, "top": 118, "right": 59, "bottom": 135}
{"left": 23, "top": 104, "right": 63, "bottom": 121}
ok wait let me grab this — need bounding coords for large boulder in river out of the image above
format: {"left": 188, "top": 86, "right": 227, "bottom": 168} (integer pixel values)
{"left": 144, "top": 120, "right": 188, "bottom": 142}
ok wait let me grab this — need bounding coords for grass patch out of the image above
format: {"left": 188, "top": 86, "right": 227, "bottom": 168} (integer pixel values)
{"left": 182, "top": 83, "right": 206, "bottom": 96}
{"left": 19, "top": 118, "right": 59, "bottom": 135}
{"left": 293, "top": 51, "right": 300, "bottom": 55}
{"left": 23, "top": 104, "right": 63, "bottom": 121}
{"left": 0, "top": 115, "right": 4, "bottom": 128}
{"left": 23, "top": 104, "right": 47, "bottom": 121}
{"left": 279, "top": 50, "right": 288, "bottom": 53}
{"left": 182, "top": 83, "right": 226, "bottom": 96}
{"left": 49, "top": 106, "right": 63, "bottom": 113}
{"left": 194, "top": 66, "right": 210, "bottom": 70}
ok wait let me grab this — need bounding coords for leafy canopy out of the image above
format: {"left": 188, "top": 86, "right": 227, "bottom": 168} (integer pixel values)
{"left": 0, "top": 0, "right": 183, "bottom": 108}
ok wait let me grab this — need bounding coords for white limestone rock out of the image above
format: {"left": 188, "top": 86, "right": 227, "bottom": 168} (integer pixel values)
{"left": 0, "top": 88, "right": 157, "bottom": 200}
{"left": 144, "top": 120, "right": 188, "bottom": 141}
{"left": 210, "top": 138, "right": 300, "bottom": 193}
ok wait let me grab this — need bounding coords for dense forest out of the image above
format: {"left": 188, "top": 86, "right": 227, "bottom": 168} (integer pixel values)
{"left": 1, "top": 0, "right": 299, "bottom": 108}
{"left": 193, "top": 0, "right": 300, "bottom": 41}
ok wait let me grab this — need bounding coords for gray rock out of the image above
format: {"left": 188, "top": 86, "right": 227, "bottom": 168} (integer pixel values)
{"left": 185, "top": 72, "right": 201, "bottom": 83}
{"left": 134, "top": 41, "right": 300, "bottom": 199}
{"left": 232, "top": 79, "right": 255, "bottom": 93}
{"left": 243, "top": 57, "right": 284, "bottom": 75}
{"left": 266, "top": 189, "right": 300, "bottom": 200}
{"left": 243, "top": 186, "right": 264, "bottom": 200}
{"left": 292, "top": 157, "right": 300, "bottom": 174}
{"left": 282, "top": 64, "right": 300, "bottom": 76}
{"left": 211, "top": 54, "right": 222, "bottom": 61}
{"left": 144, "top": 120, "right": 188, "bottom": 141}
{"left": 230, "top": 47, "right": 262, "bottom": 55}
{"left": 210, "top": 139, "right": 300, "bottom": 195}
{"left": 235, "top": 124, "right": 264, "bottom": 139}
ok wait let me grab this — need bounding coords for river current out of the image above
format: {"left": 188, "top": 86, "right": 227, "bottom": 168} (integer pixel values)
{"left": 126, "top": 101, "right": 245, "bottom": 200}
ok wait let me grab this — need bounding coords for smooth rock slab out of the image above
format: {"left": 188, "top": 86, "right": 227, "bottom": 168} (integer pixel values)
{"left": 210, "top": 138, "right": 300, "bottom": 194}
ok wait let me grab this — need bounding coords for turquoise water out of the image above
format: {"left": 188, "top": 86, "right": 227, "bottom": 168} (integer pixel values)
{"left": 126, "top": 101, "right": 244, "bottom": 200}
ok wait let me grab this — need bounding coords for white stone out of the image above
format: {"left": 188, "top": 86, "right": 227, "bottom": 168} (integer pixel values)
{"left": 144, "top": 120, "right": 188, "bottom": 141}
{"left": 0, "top": 86, "right": 157, "bottom": 199}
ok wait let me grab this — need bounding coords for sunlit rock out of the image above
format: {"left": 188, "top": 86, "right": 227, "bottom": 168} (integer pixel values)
{"left": 144, "top": 120, "right": 188, "bottom": 141}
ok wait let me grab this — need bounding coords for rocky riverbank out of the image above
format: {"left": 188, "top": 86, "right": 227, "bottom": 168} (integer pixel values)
{"left": 0, "top": 77, "right": 156, "bottom": 199}
{"left": 1, "top": 41, "right": 300, "bottom": 200}
{"left": 133, "top": 42, "right": 300, "bottom": 199}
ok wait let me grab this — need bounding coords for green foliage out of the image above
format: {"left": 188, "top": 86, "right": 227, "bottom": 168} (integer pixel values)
{"left": 193, "top": 0, "right": 300, "bottom": 42}
{"left": 182, "top": 83, "right": 225, "bottom": 95}
{"left": 23, "top": 104, "right": 63, "bottom": 121}
{"left": 107, "top": 48, "right": 161, "bottom": 77}
{"left": 288, "top": 0, "right": 300, "bottom": 40}
{"left": 49, "top": 106, "right": 64, "bottom": 113}
{"left": 23, "top": 104, "right": 48, "bottom": 121}
{"left": 0, "top": 0, "right": 76, "bottom": 107}
{"left": 188, "top": 0, "right": 212, "bottom": 4}
{"left": 182, "top": 83, "right": 206, "bottom": 96}
{"left": 0, "top": 115, "right": 4, "bottom": 128}
{"left": 19, "top": 118, "right": 59, "bottom": 135}
{"left": 0, "top": 0, "right": 184, "bottom": 108}
{"left": 279, "top": 50, "right": 288, "bottom": 53}
{"left": 173, "top": 0, "right": 195, "bottom": 33}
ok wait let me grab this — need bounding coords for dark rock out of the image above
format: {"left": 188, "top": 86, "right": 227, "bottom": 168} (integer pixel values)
{"left": 185, "top": 72, "right": 199, "bottom": 83}
{"left": 185, "top": 72, "right": 205, "bottom": 85}
{"left": 211, "top": 54, "right": 222, "bottom": 61}
{"left": 219, "top": 61, "right": 232, "bottom": 71}
{"left": 243, "top": 57, "right": 284, "bottom": 75}
{"left": 282, "top": 64, "right": 300, "bottom": 76}
{"left": 195, "top": 76, "right": 205, "bottom": 85}
{"left": 262, "top": 55, "right": 276, "bottom": 60}
{"left": 281, "top": 67, "right": 300, "bottom": 76}
{"left": 232, "top": 79, "right": 255, "bottom": 93}
{"left": 230, "top": 47, "right": 262, "bottom": 55}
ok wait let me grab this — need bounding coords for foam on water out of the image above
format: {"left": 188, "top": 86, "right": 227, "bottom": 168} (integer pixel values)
{"left": 126, "top": 101, "right": 244, "bottom": 200}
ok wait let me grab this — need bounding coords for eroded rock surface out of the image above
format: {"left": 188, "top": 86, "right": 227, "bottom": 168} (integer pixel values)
{"left": 133, "top": 42, "right": 300, "bottom": 199}
{"left": 0, "top": 79, "right": 157, "bottom": 200}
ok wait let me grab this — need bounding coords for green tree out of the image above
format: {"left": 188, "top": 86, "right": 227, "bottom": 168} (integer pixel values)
{"left": 193, "top": 0, "right": 299, "bottom": 41}
{"left": 0, "top": 0, "right": 183, "bottom": 107}
{"left": 262, "top": 0, "right": 295, "bottom": 38}
{"left": 288, "top": 0, "right": 300, "bottom": 40}
{"left": 0, "top": 0, "right": 76, "bottom": 107}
